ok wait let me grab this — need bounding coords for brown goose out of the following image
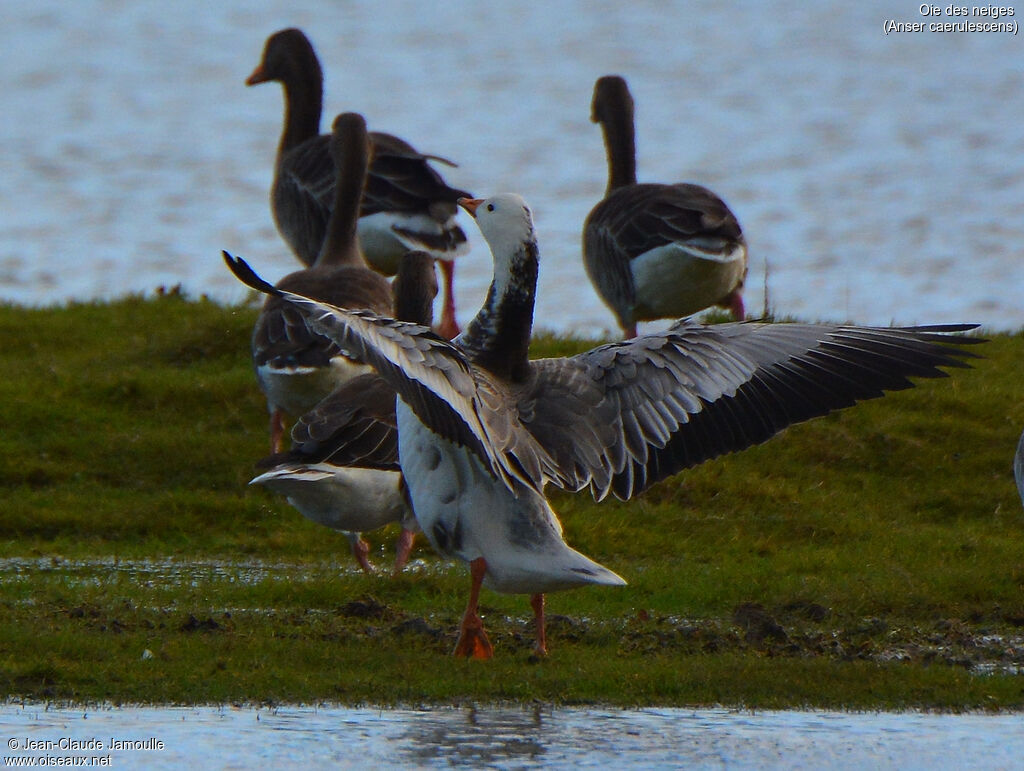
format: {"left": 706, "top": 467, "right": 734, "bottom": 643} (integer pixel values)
{"left": 584, "top": 75, "right": 748, "bottom": 338}
{"left": 247, "top": 27, "right": 470, "bottom": 339}
{"left": 250, "top": 251, "right": 439, "bottom": 574}
{"left": 225, "top": 192, "right": 980, "bottom": 659}
{"left": 251, "top": 112, "right": 392, "bottom": 453}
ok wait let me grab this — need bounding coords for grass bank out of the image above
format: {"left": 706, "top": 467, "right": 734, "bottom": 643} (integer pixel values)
{"left": 1, "top": 294, "right": 1022, "bottom": 708}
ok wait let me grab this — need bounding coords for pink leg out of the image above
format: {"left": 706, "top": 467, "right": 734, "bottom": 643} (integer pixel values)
{"left": 436, "top": 259, "right": 460, "bottom": 340}
{"left": 623, "top": 322, "right": 638, "bottom": 340}
{"left": 269, "top": 409, "right": 286, "bottom": 454}
{"left": 391, "top": 527, "right": 416, "bottom": 576}
{"left": 453, "top": 557, "right": 494, "bottom": 659}
{"left": 530, "top": 593, "right": 548, "bottom": 656}
{"left": 348, "top": 533, "right": 376, "bottom": 575}
{"left": 726, "top": 290, "right": 745, "bottom": 321}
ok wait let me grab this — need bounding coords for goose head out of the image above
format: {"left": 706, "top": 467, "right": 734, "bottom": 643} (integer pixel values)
{"left": 246, "top": 28, "right": 322, "bottom": 88}
{"left": 459, "top": 193, "right": 537, "bottom": 289}
{"left": 591, "top": 75, "right": 637, "bottom": 191}
{"left": 329, "top": 112, "right": 372, "bottom": 173}
{"left": 591, "top": 74, "right": 634, "bottom": 125}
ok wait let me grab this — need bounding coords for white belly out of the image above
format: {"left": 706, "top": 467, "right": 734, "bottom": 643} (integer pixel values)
{"left": 396, "top": 401, "right": 626, "bottom": 595}
{"left": 257, "top": 357, "right": 372, "bottom": 416}
{"left": 250, "top": 464, "right": 411, "bottom": 534}
{"left": 631, "top": 242, "right": 747, "bottom": 320}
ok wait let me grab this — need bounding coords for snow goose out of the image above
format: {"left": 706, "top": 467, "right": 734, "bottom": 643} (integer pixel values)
{"left": 250, "top": 251, "right": 439, "bottom": 574}
{"left": 247, "top": 27, "right": 470, "bottom": 339}
{"left": 224, "top": 193, "right": 981, "bottom": 658}
{"left": 584, "top": 75, "right": 748, "bottom": 338}
{"left": 251, "top": 112, "right": 392, "bottom": 452}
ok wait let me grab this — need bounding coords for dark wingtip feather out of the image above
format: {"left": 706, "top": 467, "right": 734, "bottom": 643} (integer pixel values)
{"left": 891, "top": 323, "right": 987, "bottom": 345}
{"left": 222, "top": 251, "right": 282, "bottom": 297}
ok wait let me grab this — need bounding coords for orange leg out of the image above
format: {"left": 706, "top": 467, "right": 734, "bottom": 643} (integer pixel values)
{"left": 531, "top": 593, "right": 548, "bottom": 656}
{"left": 392, "top": 527, "right": 416, "bottom": 576}
{"left": 453, "top": 557, "right": 494, "bottom": 659}
{"left": 436, "top": 259, "right": 460, "bottom": 340}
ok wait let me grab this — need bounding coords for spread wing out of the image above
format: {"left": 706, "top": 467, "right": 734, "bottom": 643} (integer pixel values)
{"left": 226, "top": 253, "right": 559, "bottom": 494}
{"left": 229, "top": 252, "right": 980, "bottom": 503}
{"left": 251, "top": 266, "right": 393, "bottom": 369}
{"left": 520, "top": 319, "right": 982, "bottom": 501}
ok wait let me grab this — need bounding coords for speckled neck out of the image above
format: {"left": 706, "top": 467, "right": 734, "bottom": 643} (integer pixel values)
{"left": 459, "top": 240, "right": 538, "bottom": 383}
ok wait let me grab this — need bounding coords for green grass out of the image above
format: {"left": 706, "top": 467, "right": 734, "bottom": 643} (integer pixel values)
{"left": 1, "top": 295, "right": 1023, "bottom": 709}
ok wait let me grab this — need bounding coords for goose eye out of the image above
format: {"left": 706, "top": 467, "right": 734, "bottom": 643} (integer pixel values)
{"left": 487, "top": 203, "right": 495, "bottom": 212}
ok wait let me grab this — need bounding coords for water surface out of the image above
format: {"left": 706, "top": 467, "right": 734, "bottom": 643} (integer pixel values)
{"left": 4, "top": 703, "right": 1024, "bottom": 769}
{"left": 3, "top": 0, "right": 1022, "bottom": 331}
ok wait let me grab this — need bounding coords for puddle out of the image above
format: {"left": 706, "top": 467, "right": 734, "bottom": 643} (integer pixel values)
{"left": 0, "top": 556, "right": 448, "bottom": 589}
{"left": 2, "top": 703, "right": 1022, "bottom": 769}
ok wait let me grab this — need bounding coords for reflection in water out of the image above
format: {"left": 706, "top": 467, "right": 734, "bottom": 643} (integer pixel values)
{"left": 398, "top": 705, "right": 547, "bottom": 766}
{"left": 3, "top": 703, "right": 1023, "bottom": 769}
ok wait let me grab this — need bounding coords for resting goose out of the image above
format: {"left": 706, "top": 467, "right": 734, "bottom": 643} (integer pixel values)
{"left": 247, "top": 27, "right": 470, "bottom": 339}
{"left": 584, "top": 75, "right": 748, "bottom": 338}
{"left": 250, "top": 251, "right": 439, "bottom": 574}
{"left": 224, "top": 193, "right": 980, "bottom": 659}
{"left": 252, "top": 112, "right": 392, "bottom": 452}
